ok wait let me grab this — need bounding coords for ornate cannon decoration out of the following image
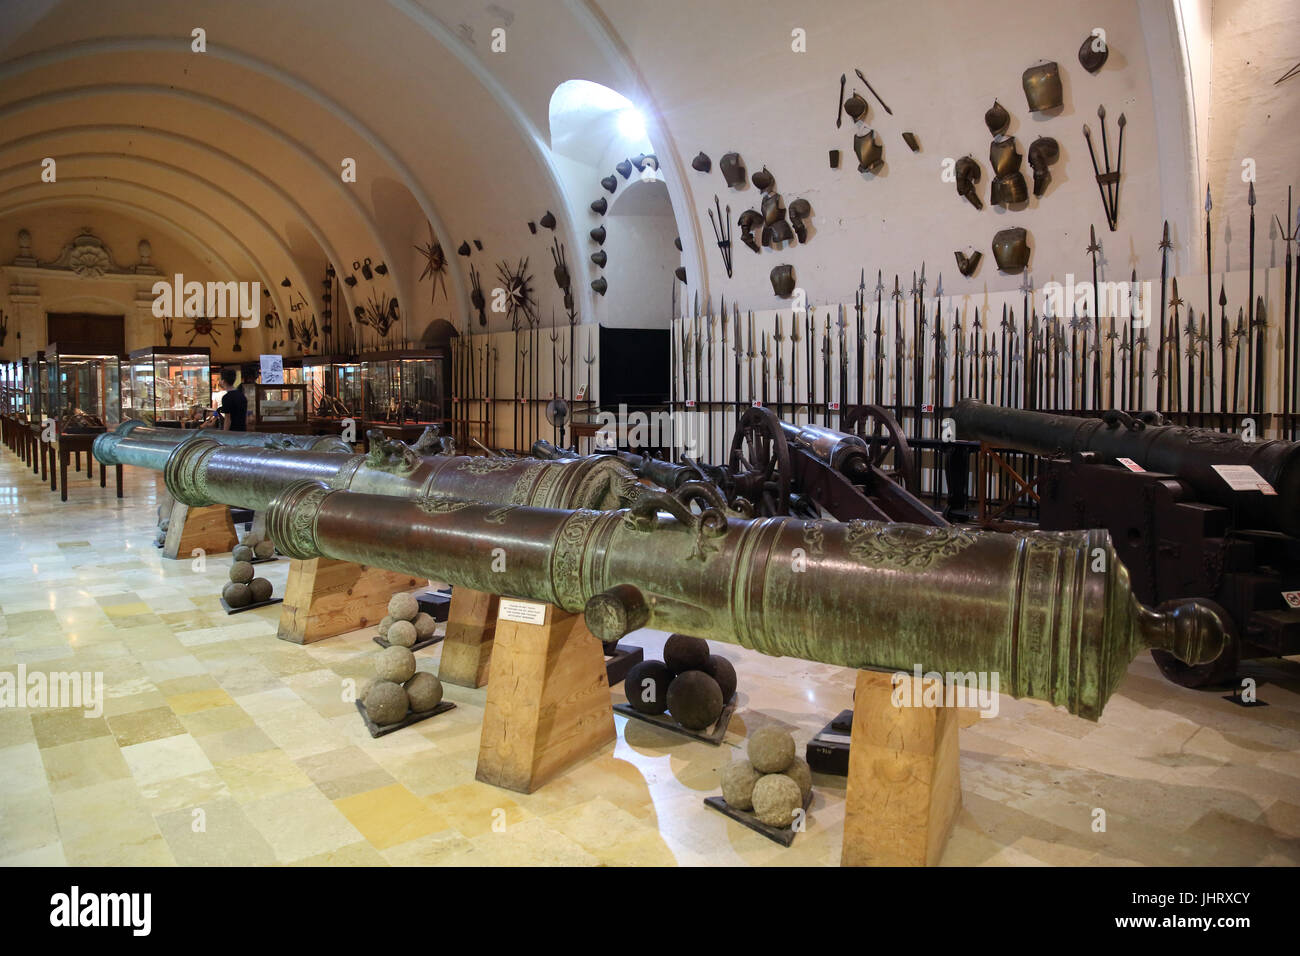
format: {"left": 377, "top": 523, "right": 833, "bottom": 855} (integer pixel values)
{"left": 262, "top": 479, "right": 1229, "bottom": 721}
{"left": 952, "top": 399, "right": 1300, "bottom": 687}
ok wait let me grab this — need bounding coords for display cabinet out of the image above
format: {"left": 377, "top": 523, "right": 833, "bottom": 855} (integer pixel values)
{"left": 254, "top": 383, "right": 308, "bottom": 432}
{"left": 46, "top": 343, "right": 122, "bottom": 433}
{"left": 361, "top": 349, "right": 448, "bottom": 441}
{"left": 11, "top": 359, "right": 28, "bottom": 420}
{"left": 23, "top": 350, "right": 46, "bottom": 424}
{"left": 303, "top": 354, "right": 361, "bottom": 424}
{"left": 122, "top": 346, "right": 211, "bottom": 425}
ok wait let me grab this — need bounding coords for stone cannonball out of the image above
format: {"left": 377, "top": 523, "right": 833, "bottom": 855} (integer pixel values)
{"left": 663, "top": 633, "right": 710, "bottom": 674}
{"left": 388, "top": 592, "right": 420, "bottom": 622}
{"left": 666, "top": 670, "right": 724, "bottom": 730}
{"left": 624, "top": 660, "right": 672, "bottom": 715}
{"left": 222, "top": 581, "right": 252, "bottom": 608}
{"left": 783, "top": 756, "right": 813, "bottom": 802}
{"left": 357, "top": 677, "right": 376, "bottom": 702}
{"left": 405, "top": 672, "right": 444, "bottom": 712}
{"left": 386, "top": 620, "right": 417, "bottom": 648}
{"left": 248, "top": 578, "right": 273, "bottom": 603}
{"left": 375, "top": 645, "right": 417, "bottom": 684}
{"left": 253, "top": 540, "right": 276, "bottom": 560}
{"left": 720, "top": 758, "right": 762, "bottom": 811}
{"left": 748, "top": 726, "right": 796, "bottom": 774}
{"left": 751, "top": 773, "right": 802, "bottom": 827}
{"left": 364, "top": 680, "right": 409, "bottom": 725}
{"left": 229, "top": 561, "right": 255, "bottom": 584}
{"left": 412, "top": 612, "right": 438, "bottom": 640}
{"left": 703, "top": 654, "right": 737, "bottom": 703}
{"left": 232, "top": 544, "right": 254, "bottom": 563}
{"left": 376, "top": 615, "right": 393, "bottom": 638}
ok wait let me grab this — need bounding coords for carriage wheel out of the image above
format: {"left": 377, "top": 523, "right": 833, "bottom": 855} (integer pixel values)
{"left": 842, "top": 404, "right": 920, "bottom": 494}
{"left": 727, "top": 406, "right": 791, "bottom": 516}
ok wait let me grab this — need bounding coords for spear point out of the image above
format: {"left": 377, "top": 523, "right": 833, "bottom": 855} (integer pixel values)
{"left": 1219, "top": 283, "right": 1226, "bottom": 307}
{"left": 1248, "top": 181, "right": 1256, "bottom": 206}
{"left": 1160, "top": 219, "right": 1171, "bottom": 250}
{"left": 1205, "top": 185, "right": 1212, "bottom": 212}
{"left": 1097, "top": 104, "right": 1106, "bottom": 120}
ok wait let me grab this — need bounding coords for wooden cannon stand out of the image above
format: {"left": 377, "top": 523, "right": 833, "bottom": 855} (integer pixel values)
{"left": 276, "top": 557, "right": 425, "bottom": 645}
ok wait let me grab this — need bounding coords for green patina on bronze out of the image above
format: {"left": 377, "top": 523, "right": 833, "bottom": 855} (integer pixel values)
{"left": 259, "top": 479, "right": 1229, "bottom": 721}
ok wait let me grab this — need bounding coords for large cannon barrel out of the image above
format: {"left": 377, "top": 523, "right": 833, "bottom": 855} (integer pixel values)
{"left": 778, "top": 419, "right": 873, "bottom": 478}
{"left": 160, "top": 437, "right": 644, "bottom": 513}
{"left": 952, "top": 400, "right": 1300, "bottom": 536}
{"left": 532, "top": 438, "right": 706, "bottom": 491}
{"left": 93, "top": 419, "right": 352, "bottom": 468}
{"left": 264, "top": 479, "right": 1228, "bottom": 720}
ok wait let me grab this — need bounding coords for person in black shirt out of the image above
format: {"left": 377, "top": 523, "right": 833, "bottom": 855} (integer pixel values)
{"left": 217, "top": 368, "right": 248, "bottom": 431}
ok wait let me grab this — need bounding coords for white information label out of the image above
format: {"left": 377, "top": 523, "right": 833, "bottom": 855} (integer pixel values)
{"left": 1211, "top": 464, "right": 1276, "bottom": 494}
{"left": 498, "top": 598, "right": 548, "bottom": 626}
{"left": 818, "top": 733, "right": 853, "bottom": 745}
{"left": 1117, "top": 457, "right": 1145, "bottom": 473}
{"left": 1282, "top": 590, "right": 1300, "bottom": 609}
{"left": 259, "top": 353, "right": 284, "bottom": 385}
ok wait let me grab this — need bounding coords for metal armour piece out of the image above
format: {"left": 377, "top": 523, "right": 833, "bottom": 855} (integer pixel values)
{"left": 691, "top": 151, "right": 712, "bottom": 173}
{"left": 991, "top": 227, "right": 1031, "bottom": 273}
{"left": 720, "top": 152, "right": 746, "bottom": 188}
{"left": 984, "top": 100, "right": 1009, "bottom": 136}
{"left": 761, "top": 192, "right": 786, "bottom": 226}
{"left": 1078, "top": 34, "right": 1109, "bottom": 73}
{"left": 843, "top": 92, "right": 869, "bottom": 122}
{"left": 1027, "top": 136, "right": 1060, "bottom": 196}
{"left": 1022, "top": 61, "right": 1063, "bottom": 112}
{"left": 954, "top": 250, "right": 982, "bottom": 277}
{"left": 751, "top": 167, "right": 775, "bottom": 192}
{"left": 955, "top": 156, "right": 983, "bottom": 210}
{"left": 770, "top": 219, "right": 794, "bottom": 245}
{"left": 770, "top": 264, "right": 795, "bottom": 298}
{"left": 737, "top": 210, "right": 763, "bottom": 253}
{"left": 990, "top": 173, "right": 1029, "bottom": 207}
{"left": 853, "top": 130, "right": 884, "bottom": 173}
{"left": 989, "top": 137, "right": 1023, "bottom": 177}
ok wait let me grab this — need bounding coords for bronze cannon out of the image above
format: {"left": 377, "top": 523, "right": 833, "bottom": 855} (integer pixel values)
{"left": 262, "top": 478, "right": 1228, "bottom": 721}
{"left": 952, "top": 400, "right": 1300, "bottom": 536}
{"left": 93, "top": 418, "right": 353, "bottom": 469}
{"left": 158, "top": 434, "right": 648, "bottom": 514}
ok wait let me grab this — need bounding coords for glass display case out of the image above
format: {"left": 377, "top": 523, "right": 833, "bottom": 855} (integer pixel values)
{"left": 254, "top": 384, "right": 308, "bottom": 431}
{"left": 303, "top": 354, "right": 361, "bottom": 422}
{"left": 46, "top": 343, "right": 122, "bottom": 433}
{"left": 11, "top": 359, "right": 28, "bottom": 420}
{"left": 122, "top": 346, "right": 211, "bottom": 426}
{"left": 22, "top": 350, "right": 46, "bottom": 424}
{"left": 361, "top": 349, "right": 448, "bottom": 438}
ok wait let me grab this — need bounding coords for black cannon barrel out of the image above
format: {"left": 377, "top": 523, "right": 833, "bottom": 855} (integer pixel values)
{"left": 952, "top": 400, "right": 1300, "bottom": 536}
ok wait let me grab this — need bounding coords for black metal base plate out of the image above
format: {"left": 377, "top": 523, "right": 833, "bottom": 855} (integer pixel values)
{"left": 805, "top": 708, "right": 854, "bottom": 776}
{"left": 220, "top": 596, "right": 284, "bottom": 615}
{"left": 703, "top": 791, "right": 814, "bottom": 847}
{"left": 249, "top": 555, "right": 280, "bottom": 565}
{"left": 613, "top": 701, "right": 735, "bottom": 746}
{"left": 372, "top": 632, "right": 445, "bottom": 652}
{"left": 603, "top": 642, "right": 644, "bottom": 686}
{"left": 414, "top": 589, "right": 452, "bottom": 623}
{"left": 354, "top": 698, "right": 456, "bottom": 738}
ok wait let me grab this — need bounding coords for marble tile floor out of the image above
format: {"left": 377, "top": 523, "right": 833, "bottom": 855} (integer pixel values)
{"left": 1, "top": 454, "right": 1298, "bottom": 866}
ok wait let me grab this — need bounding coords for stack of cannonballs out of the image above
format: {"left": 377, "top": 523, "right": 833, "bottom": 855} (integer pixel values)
{"left": 720, "top": 726, "right": 813, "bottom": 827}
{"left": 359, "top": 644, "right": 445, "bottom": 728}
{"left": 222, "top": 541, "right": 275, "bottom": 609}
{"left": 239, "top": 532, "right": 277, "bottom": 562}
{"left": 623, "top": 634, "right": 737, "bottom": 731}
{"left": 375, "top": 592, "right": 439, "bottom": 648}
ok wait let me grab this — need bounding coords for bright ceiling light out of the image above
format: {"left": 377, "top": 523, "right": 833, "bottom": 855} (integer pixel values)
{"left": 617, "top": 107, "right": 646, "bottom": 141}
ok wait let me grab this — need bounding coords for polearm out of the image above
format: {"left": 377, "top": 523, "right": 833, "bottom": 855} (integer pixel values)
{"left": 1218, "top": 283, "right": 1229, "bottom": 417}
{"left": 1248, "top": 182, "right": 1259, "bottom": 412}
{"left": 733, "top": 303, "right": 742, "bottom": 435}
{"left": 719, "top": 301, "right": 729, "bottom": 448}
{"left": 1019, "top": 273, "right": 1032, "bottom": 410}
{"left": 669, "top": 289, "right": 676, "bottom": 452}
{"left": 1206, "top": 188, "right": 1213, "bottom": 408}
{"left": 1184, "top": 309, "right": 1199, "bottom": 415}
{"left": 856, "top": 269, "right": 866, "bottom": 406}
{"left": 893, "top": 275, "right": 904, "bottom": 419}
{"left": 705, "top": 300, "right": 715, "bottom": 463}
{"left": 874, "top": 271, "right": 885, "bottom": 407}
{"left": 1119, "top": 320, "right": 1131, "bottom": 410}
{"left": 1201, "top": 309, "right": 1212, "bottom": 415}
{"left": 1233, "top": 307, "right": 1245, "bottom": 415}
{"left": 693, "top": 307, "right": 703, "bottom": 448}
{"left": 512, "top": 317, "right": 521, "bottom": 451}
{"left": 837, "top": 303, "right": 849, "bottom": 426}
{"left": 549, "top": 324, "right": 559, "bottom": 443}
{"left": 1157, "top": 221, "right": 1171, "bottom": 409}
{"left": 1105, "top": 310, "right": 1118, "bottom": 410}
{"left": 774, "top": 315, "right": 785, "bottom": 420}
{"left": 1170, "top": 278, "right": 1183, "bottom": 413}
{"left": 806, "top": 307, "right": 815, "bottom": 424}
{"left": 761, "top": 332, "right": 771, "bottom": 409}
{"left": 822, "top": 310, "right": 832, "bottom": 426}
{"left": 1253, "top": 296, "right": 1268, "bottom": 414}
{"left": 680, "top": 315, "right": 692, "bottom": 457}
{"left": 1087, "top": 225, "right": 1103, "bottom": 410}
{"left": 787, "top": 308, "right": 798, "bottom": 428}
{"left": 972, "top": 306, "right": 983, "bottom": 403}
{"left": 916, "top": 264, "right": 928, "bottom": 435}
{"left": 1000, "top": 305, "right": 1011, "bottom": 408}
{"left": 933, "top": 273, "right": 945, "bottom": 427}
{"left": 747, "top": 310, "right": 756, "bottom": 407}
{"left": 952, "top": 304, "right": 964, "bottom": 400}
{"left": 1280, "top": 190, "right": 1294, "bottom": 430}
